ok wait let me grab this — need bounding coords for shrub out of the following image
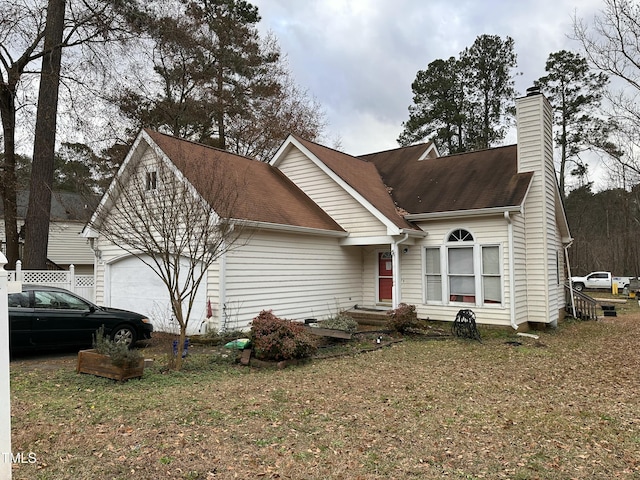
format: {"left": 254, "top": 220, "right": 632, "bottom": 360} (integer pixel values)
{"left": 318, "top": 313, "right": 359, "bottom": 333}
{"left": 386, "top": 303, "right": 418, "bottom": 333}
{"left": 92, "top": 325, "right": 142, "bottom": 368}
{"left": 250, "top": 310, "right": 317, "bottom": 361}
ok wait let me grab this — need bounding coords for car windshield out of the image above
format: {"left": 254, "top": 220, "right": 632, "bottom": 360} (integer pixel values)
{"left": 34, "top": 291, "right": 91, "bottom": 310}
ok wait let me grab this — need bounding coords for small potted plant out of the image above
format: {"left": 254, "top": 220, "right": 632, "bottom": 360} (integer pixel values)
{"left": 76, "top": 326, "right": 145, "bottom": 381}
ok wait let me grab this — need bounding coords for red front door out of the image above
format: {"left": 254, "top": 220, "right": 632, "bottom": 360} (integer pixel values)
{"left": 378, "top": 252, "right": 393, "bottom": 303}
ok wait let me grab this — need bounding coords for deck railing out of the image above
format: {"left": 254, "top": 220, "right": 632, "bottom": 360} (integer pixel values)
{"left": 565, "top": 284, "right": 598, "bottom": 320}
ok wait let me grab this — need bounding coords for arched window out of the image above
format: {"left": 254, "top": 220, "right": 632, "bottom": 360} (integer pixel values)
{"left": 448, "top": 229, "right": 474, "bottom": 242}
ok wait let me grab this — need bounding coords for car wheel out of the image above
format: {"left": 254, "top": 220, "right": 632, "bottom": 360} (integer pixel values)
{"left": 573, "top": 283, "right": 584, "bottom": 292}
{"left": 111, "top": 325, "right": 137, "bottom": 348}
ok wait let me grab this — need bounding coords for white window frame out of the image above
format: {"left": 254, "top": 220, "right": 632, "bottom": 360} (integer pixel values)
{"left": 424, "top": 246, "right": 443, "bottom": 304}
{"left": 423, "top": 229, "right": 504, "bottom": 307}
{"left": 481, "top": 245, "right": 502, "bottom": 305}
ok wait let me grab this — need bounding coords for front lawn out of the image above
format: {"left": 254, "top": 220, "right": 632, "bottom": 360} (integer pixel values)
{"left": 9, "top": 310, "right": 640, "bottom": 479}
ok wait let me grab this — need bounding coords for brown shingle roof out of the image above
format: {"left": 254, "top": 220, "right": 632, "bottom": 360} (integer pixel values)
{"left": 361, "top": 144, "right": 533, "bottom": 215}
{"left": 144, "top": 130, "right": 345, "bottom": 232}
{"left": 291, "top": 136, "right": 419, "bottom": 230}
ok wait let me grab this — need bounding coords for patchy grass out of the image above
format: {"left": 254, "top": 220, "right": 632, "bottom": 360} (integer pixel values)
{"left": 9, "top": 306, "right": 640, "bottom": 479}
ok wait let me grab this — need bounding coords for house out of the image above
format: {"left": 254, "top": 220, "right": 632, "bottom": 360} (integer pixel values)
{"left": 0, "top": 191, "right": 97, "bottom": 274}
{"left": 84, "top": 89, "right": 572, "bottom": 334}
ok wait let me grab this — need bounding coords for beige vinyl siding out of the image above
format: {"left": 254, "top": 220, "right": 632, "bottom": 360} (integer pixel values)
{"left": 93, "top": 237, "right": 124, "bottom": 306}
{"left": 47, "top": 221, "right": 94, "bottom": 267}
{"left": 206, "top": 257, "right": 221, "bottom": 329}
{"left": 512, "top": 211, "right": 529, "bottom": 326}
{"left": 517, "top": 94, "right": 558, "bottom": 324}
{"left": 1, "top": 221, "right": 94, "bottom": 271}
{"left": 361, "top": 246, "right": 378, "bottom": 305}
{"left": 223, "top": 229, "right": 363, "bottom": 329}
{"left": 277, "top": 147, "right": 388, "bottom": 236}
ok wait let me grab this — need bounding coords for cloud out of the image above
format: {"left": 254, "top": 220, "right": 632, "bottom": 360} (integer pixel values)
{"left": 253, "top": 0, "right": 605, "bottom": 155}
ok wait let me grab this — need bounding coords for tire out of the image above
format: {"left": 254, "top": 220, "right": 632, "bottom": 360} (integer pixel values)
{"left": 111, "top": 324, "right": 137, "bottom": 348}
{"left": 573, "top": 283, "right": 584, "bottom": 292}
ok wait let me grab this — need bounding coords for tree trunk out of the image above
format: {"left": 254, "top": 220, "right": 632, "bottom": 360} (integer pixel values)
{"left": 0, "top": 86, "right": 20, "bottom": 269}
{"left": 23, "top": 0, "right": 66, "bottom": 269}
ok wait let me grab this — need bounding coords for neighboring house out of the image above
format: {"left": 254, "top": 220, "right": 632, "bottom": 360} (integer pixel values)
{"left": 85, "top": 90, "right": 571, "bottom": 334}
{"left": 0, "top": 191, "right": 97, "bottom": 274}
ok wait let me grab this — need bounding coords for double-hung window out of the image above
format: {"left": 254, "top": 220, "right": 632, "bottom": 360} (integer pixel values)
{"left": 481, "top": 246, "right": 501, "bottom": 303}
{"left": 448, "top": 245, "right": 475, "bottom": 302}
{"left": 425, "top": 247, "right": 442, "bottom": 302}
{"left": 424, "top": 229, "right": 502, "bottom": 306}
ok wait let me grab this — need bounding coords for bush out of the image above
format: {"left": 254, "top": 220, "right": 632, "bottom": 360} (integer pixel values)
{"left": 92, "top": 326, "right": 142, "bottom": 368}
{"left": 386, "top": 303, "right": 418, "bottom": 333}
{"left": 250, "top": 310, "right": 317, "bottom": 361}
{"left": 318, "top": 313, "right": 359, "bottom": 333}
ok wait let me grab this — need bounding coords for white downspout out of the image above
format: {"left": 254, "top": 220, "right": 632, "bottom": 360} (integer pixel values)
{"left": 392, "top": 233, "right": 410, "bottom": 309}
{"left": 219, "top": 246, "right": 227, "bottom": 333}
{"left": 504, "top": 212, "right": 518, "bottom": 330}
{"left": 564, "top": 241, "right": 576, "bottom": 318}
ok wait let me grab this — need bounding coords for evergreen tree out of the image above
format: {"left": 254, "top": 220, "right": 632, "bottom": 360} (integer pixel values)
{"left": 535, "top": 50, "right": 609, "bottom": 195}
{"left": 113, "top": 0, "right": 324, "bottom": 160}
{"left": 399, "top": 34, "right": 517, "bottom": 155}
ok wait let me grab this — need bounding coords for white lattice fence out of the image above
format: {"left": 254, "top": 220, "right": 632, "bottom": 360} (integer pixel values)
{"left": 7, "top": 261, "right": 95, "bottom": 302}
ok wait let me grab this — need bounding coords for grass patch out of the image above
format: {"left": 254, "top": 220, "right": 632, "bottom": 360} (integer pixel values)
{"left": 10, "top": 310, "right": 640, "bottom": 479}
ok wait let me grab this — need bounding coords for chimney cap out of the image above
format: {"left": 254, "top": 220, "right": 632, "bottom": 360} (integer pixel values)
{"left": 526, "top": 85, "right": 541, "bottom": 96}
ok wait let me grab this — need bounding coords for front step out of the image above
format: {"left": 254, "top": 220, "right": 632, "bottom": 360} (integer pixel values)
{"left": 343, "top": 308, "right": 389, "bottom": 327}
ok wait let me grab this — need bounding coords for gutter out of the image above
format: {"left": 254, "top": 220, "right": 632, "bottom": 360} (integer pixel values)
{"left": 504, "top": 211, "right": 518, "bottom": 330}
{"left": 218, "top": 241, "right": 227, "bottom": 334}
{"left": 406, "top": 205, "right": 522, "bottom": 221}
{"left": 232, "top": 219, "right": 348, "bottom": 237}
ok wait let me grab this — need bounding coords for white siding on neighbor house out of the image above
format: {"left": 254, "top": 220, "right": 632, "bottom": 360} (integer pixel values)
{"left": 277, "top": 147, "right": 389, "bottom": 236}
{"left": 396, "top": 216, "right": 513, "bottom": 326}
{"left": 223, "top": 229, "right": 363, "bottom": 330}
{"left": 48, "top": 221, "right": 94, "bottom": 268}
{"left": 0, "top": 220, "right": 94, "bottom": 272}
{"left": 517, "top": 93, "right": 559, "bottom": 324}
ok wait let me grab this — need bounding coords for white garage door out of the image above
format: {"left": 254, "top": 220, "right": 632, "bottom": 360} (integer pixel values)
{"left": 108, "top": 255, "right": 208, "bottom": 335}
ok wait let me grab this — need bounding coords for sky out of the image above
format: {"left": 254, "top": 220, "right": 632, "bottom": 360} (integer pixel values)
{"left": 251, "top": 0, "right": 606, "bottom": 156}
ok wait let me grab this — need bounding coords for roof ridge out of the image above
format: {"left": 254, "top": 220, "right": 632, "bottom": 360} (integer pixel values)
{"left": 144, "top": 128, "right": 258, "bottom": 162}
{"left": 291, "top": 134, "right": 370, "bottom": 164}
{"left": 358, "top": 141, "right": 433, "bottom": 158}
{"left": 440, "top": 143, "right": 517, "bottom": 159}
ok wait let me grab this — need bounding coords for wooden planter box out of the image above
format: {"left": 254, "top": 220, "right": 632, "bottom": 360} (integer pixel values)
{"left": 76, "top": 349, "right": 144, "bottom": 381}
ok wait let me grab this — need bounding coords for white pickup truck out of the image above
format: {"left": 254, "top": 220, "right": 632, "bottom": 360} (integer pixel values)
{"left": 570, "top": 271, "right": 631, "bottom": 292}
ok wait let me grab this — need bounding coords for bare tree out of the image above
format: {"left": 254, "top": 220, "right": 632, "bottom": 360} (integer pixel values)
{"left": 0, "top": 0, "right": 141, "bottom": 268}
{"left": 573, "top": 0, "right": 640, "bottom": 177}
{"left": 224, "top": 39, "right": 326, "bottom": 161}
{"left": 87, "top": 140, "right": 246, "bottom": 369}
